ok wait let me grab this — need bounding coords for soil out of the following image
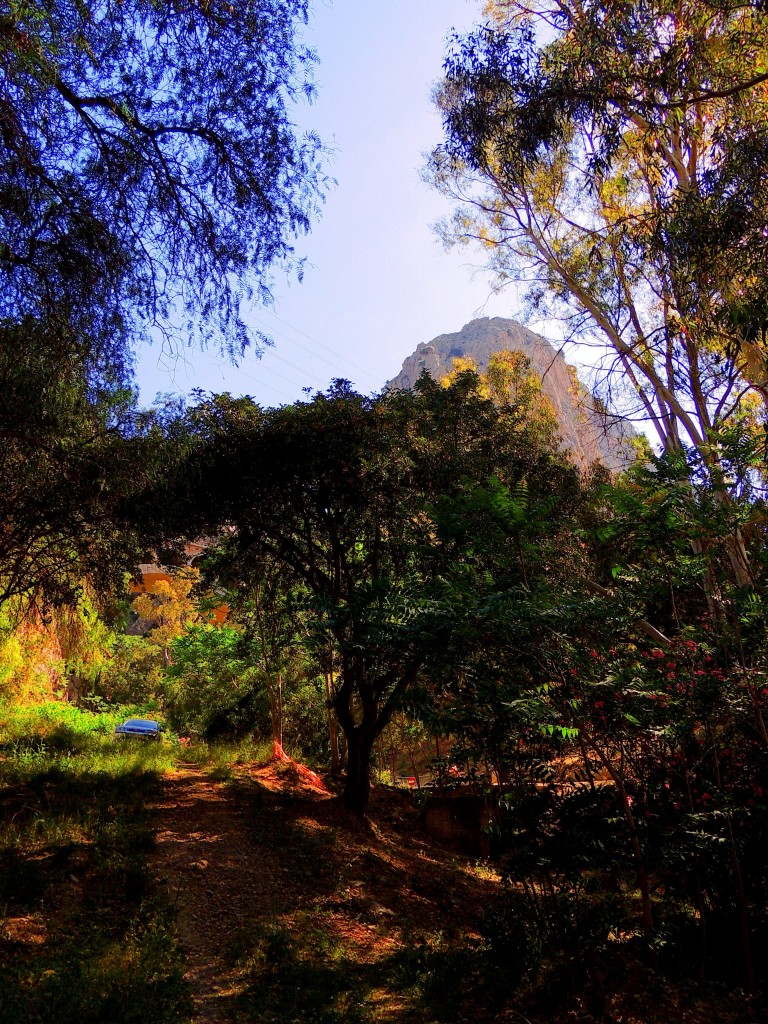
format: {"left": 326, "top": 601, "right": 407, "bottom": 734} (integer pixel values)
{"left": 153, "top": 762, "right": 288, "bottom": 1024}
{"left": 151, "top": 758, "right": 499, "bottom": 1024}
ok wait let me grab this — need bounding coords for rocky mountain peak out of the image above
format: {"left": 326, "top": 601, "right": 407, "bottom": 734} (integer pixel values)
{"left": 388, "top": 317, "right": 634, "bottom": 472}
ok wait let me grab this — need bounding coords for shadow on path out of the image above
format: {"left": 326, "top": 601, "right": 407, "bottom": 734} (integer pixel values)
{"left": 152, "top": 761, "right": 501, "bottom": 1024}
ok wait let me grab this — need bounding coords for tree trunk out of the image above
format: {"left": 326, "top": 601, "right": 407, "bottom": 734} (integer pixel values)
{"left": 334, "top": 659, "right": 421, "bottom": 815}
{"left": 324, "top": 670, "right": 340, "bottom": 773}
{"left": 342, "top": 727, "right": 375, "bottom": 815}
{"left": 277, "top": 669, "right": 283, "bottom": 750}
{"left": 266, "top": 671, "right": 278, "bottom": 752}
{"left": 409, "top": 751, "right": 421, "bottom": 789}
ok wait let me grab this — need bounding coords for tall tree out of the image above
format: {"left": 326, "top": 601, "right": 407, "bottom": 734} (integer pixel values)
{"left": 173, "top": 373, "right": 577, "bottom": 813}
{"left": 429, "top": 0, "right": 768, "bottom": 589}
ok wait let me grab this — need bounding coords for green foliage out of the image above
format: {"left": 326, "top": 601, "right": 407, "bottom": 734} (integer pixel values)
{"left": 0, "top": 338, "right": 170, "bottom": 610}
{"left": 281, "top": 672, "right": 332, "bottom": 761}
{"left": 54, "top": 589, "right": 115, "bottom": 695}
{"left": 405, "top": 403, "right": 768, "bottom": 983}
{"left": 98, "top": 634, "right": 166, "bottom": 705}
{"left": 170, "top": 371, "right": 578, "bottom": 811}
{"left": 97, "top": 569, "right": 217, "bottom": 707}
{"left": 0, "top": 608, "right": 59, "bottom": 701}
{"left": 162, "top": 624, "right": 263, "bottom": 737}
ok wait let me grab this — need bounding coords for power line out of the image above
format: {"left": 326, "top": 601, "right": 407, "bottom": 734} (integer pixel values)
{"left": 256, "top": 345, "right": 334, "bottom": 390}
{"left": 234, "top": 360, "right": 311, "bottom": 396}
{"left": 200, "top": 353, "right": 296, "bottom": 404}
{"left": 251, "top": 310, "right": 382, "bottom": 387}
{"left": 145, "top": 311, "right": 385, "bottom": 405}
{"left": 195, "top": 336, "right": 332, "bottom": 396}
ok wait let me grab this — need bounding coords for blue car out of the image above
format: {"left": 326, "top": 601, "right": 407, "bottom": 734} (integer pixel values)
{"left": 114, "top": 718, "right": 161, "bottom": 740}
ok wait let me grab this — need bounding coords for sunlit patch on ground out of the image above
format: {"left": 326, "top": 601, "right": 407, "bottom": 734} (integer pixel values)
{"left": 1, "top": 915, "right": 47, "bottom": 946}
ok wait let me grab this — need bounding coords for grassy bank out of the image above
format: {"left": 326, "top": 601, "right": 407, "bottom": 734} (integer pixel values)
{"left": 0, "top": 702, "right": 188, "bottom": 1024}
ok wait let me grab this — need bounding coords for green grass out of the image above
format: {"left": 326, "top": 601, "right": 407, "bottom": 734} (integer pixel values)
{"left": 0, "top": 698, "right": 154, "bottom": 743}
{"left": 1, "top": 735, "right": 177, "bottom": 784}
{"left": 0, "top": 701, "right": 190, "bottom": 1024}
{"left": 0, "top": 700, "right": 282, "bottom": 1024}
{"left": 175, "top": 735, "right": 274, "bottom": 776}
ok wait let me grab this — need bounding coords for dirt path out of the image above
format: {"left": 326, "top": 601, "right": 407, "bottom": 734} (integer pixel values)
{"left": 152, "top": 763, "right": 310, "bottom": 1023}
{"left": 151, "top": 758, "right": 501, "bottom": 1024}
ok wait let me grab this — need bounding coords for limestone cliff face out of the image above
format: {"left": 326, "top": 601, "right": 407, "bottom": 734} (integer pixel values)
{"left": 387, "top": 317, "right": 634, "bottom": 473}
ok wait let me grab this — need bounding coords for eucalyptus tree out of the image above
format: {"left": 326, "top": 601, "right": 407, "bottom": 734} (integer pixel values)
{"left": 429, "top": 0, "right": 768, "bottom": 588}
{"left": 176, "top": 372, "right": 578, "bottom": 813}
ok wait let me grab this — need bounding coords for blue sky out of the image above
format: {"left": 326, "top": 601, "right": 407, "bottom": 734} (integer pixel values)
{"left": 133, "top": 0, "right": 523, "bottom": 407}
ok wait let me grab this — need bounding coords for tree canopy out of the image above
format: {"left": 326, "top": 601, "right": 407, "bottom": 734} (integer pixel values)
{"left": 0, "top": 0, "right": 326, "bottom": 380}
{"left": 428, "top": 0, "right": 768, "bottom": 590}
{"left": 170, "top": 370, "right": 580, "bottom": 812}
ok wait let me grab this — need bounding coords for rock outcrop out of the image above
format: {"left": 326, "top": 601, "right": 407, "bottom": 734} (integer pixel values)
{"left": 388, "top": 317, "right": 634, "bottom": 472}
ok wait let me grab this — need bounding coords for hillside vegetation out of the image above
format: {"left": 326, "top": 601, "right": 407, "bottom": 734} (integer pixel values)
{"left": 4, "top": 0, "right": 768, "bottom": 1021}
{"left": 2, "top": 704, "right": 765, "bottom": 1024}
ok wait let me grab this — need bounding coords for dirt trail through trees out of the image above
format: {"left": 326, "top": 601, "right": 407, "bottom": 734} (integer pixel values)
{"left": 152, "top": 763, "right": 303, "bottom": 1023}
{"left": 150, "top": 759, "right": 499, "bottom": 1024}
